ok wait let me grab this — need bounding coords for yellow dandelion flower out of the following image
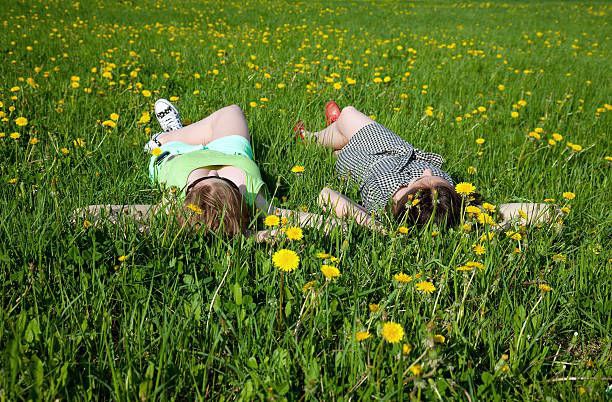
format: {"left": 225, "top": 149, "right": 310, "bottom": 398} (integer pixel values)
{"left": 272, "top": 249, "right": 300, "bottom": 272}
{"left": 415, "top": 281, "right": 436, "bottom": 293}
{"left": 402, "top": 343, "right": 412, "bottom": 355}
{"left": 285, "top": 226, "right": 303, "bottom": 241}
{"left": 552, "top": 133, "right": 563, "bottom": 141}
{"left": 538, "top": 283, "right": 552, "bottom": 292}
{"left": 141, "top": 90, "right": 152, "bottom": 97}
{"left": 10, "top": 132, "right": 20, "bottom": 140}
{"left": 333, "top": 82, "right": 342, "bottom": 90}
{"left": 315, "top": 252, "right": 331, "bottom": 259}
{"left": 151, "top": 147, "right": 162, "bottom": 156}
{"left": 477, "top": 212, "right": 496, "bottom": 225}
{"left": 60, "top": 147, "right": 69, "bottom": 155}
{"left": 511, "top": 111, "right": 519, "bottom": 118}
{"left": 397, "top": 226, "right": 409, "bottom": 234}
{"left": 14, "top": 117, "right": 28, "bottom": 127}
{"left": 479, "top": 232, "right": 495, "bottom": 242}
{"left": 505, "top": 231, "right": 522, "bottom": 241}
{"left": 346, "top": 77, "right": 356, "bottom": 85}
{"left": 102, "top": 120, "right": 116, "bottom": 128}
{"left": 475, "top": 138, "right": 485, "bottom": 145}
{"left": 291, "top": 165, "right": 305, "bottom": 173}
{"left": 433, "top": 334, "right": 446, "bottom": 344}
{"left": 249, "top": 101, "right": 258, "bottom": 108}
{"left": 355, "top": 331, "right": 371, "bottom": 342}
{"left": 472, "top": 244, "right": 486, "bottom": 255}
{"left": 8, "top": 178, "right": 18, "bottom": 184}
{"left": 186, "top": 203, "right": 203, "bottom": 214}
{"left": 302, "top": 280, "right": 316, "bottom": 292}
{"left": 562, "top": 192, "right": 575, "bottom": 200}
{"left": 409, "top": 364, "right": 422, "bottom": 376}
{"left": 83, "top": 220, "right": 91, "bottom": 229}
{"left": 277, "top": 83, "right": 286, "bottom": 89}
{"left": 110, "top": 113, "right": 119, "bottom": 121}
{"left": 465, "top": 205, "right": 480, "bottom": 215}
{"left": 118, "top": 255, "right": 128, "bottom": 262}
{"left": 138, "top": 111, "right": 151, "bottom": 125}
{"left": 381, "top": 322, "right": 404, "bottom": 343}
{"left": 28, "top": 138, "right": 39, "bottom": 145}
{"left": 369, "top": 303, "right": 380, "bottom": 313}
{"left": 394, "top": 272, "right": 413, "bottom": 284}
{"left": 482, "top": 202, "right": 496, "bottom": 212}
{"left": 497, "top": 84, "right": 505, "bottom": 91}
{"left": 455, "top": 182, "right": 476, "bottom": 196}
{"left": 569, "top": 143, "right": 582, "bottom": 152}
{"left": 264, "top": 215, "right": 280, "bottom": 227}
{"left": 321, "top": 264, "right": 340, "bottom": 280}
{"left": 466, "top": 261, "right": 485, "bottom": 270}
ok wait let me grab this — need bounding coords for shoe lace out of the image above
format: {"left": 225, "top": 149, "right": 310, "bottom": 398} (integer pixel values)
{"left": 156, "top": 106, "right": 181, "bottom": 130}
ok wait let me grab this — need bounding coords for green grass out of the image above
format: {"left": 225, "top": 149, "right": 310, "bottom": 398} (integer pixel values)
{"left": 1, "top": 0, "right": 611, "bottom": 399}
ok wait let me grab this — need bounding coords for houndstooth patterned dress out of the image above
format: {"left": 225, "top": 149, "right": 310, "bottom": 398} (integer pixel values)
{"left": 335, "top": 123, "right": 454, "bottom": 213}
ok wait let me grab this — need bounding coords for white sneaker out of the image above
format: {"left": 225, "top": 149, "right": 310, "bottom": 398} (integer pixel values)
{"left": 144, "top": 132, "right": 164, "bottom": 153}
{"left": 154, "top": 98, "right": 182, "bottom": 132}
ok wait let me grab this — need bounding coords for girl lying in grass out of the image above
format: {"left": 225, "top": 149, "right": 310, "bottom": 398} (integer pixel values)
{"left": 295, "top": 101, "right": 555, "bottom": 230}
{"left": 80, "top": 101, "right": 339, "bottom": 238}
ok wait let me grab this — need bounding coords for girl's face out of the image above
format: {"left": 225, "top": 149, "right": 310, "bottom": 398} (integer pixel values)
{"left": 406, "top": 168, "right": 450, "bottom": 191}
{"left": 193, "top": 168, "right": 219, "bottom": 177}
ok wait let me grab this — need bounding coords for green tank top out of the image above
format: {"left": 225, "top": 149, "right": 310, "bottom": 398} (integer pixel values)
{"left": 152, "top": 150, "right": 265, "bottom": 206}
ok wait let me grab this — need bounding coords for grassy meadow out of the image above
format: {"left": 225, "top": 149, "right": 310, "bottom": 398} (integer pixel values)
{"left": 1, "top": 0, "right": 611, "bottom": 399}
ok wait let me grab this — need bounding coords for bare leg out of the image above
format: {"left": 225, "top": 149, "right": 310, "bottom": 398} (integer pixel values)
{"left": 335, "top": 106, "right": 376, "bottom": 141}
{"left": 305, "top": 122, "right": 348, "bottom": 150}
{"left": 307, "top": 106, "right": 376, "bottom": 151}
{"left": 158, "top": 104, "right": 249, "bottom": 146}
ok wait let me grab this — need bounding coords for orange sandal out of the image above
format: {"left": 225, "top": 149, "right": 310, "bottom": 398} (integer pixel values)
{"left": 325, "top": 100, "right": 341, "bottom": 126}
{"left": 293, "top": 120, "right": 306, "bottom": 141}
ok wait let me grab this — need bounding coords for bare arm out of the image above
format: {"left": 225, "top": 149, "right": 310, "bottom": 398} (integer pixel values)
{"left": 73, "top": 204, "right": 161, "bottom": 226}
{"left": 253, "top": 190, "right": 345, "bottom": 234}
{"left": 318, "top": 187, "right": 386, "bottom": 233}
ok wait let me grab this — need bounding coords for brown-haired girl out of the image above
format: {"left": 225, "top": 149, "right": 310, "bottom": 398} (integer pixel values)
{"left": 81, "top": 101, "right": 338, "bottom": 238}
{"left": 295, "top": 101, "right": 463, "bottom": 230}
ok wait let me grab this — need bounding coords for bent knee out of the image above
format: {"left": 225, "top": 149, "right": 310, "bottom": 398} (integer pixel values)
{"left": 318, "top": 187, "right": 334, "bottom": 203}
{"left": 340, "top": 106, "right": 356, "bottom": 115}
{"left": 224, "top": 104, "right": 244, "bottom": 114}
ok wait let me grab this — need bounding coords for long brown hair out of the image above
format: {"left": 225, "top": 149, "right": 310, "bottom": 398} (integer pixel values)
{"left": 179, "top": 179, "right": 250, "bottom": 237}
{"left": 393, "top": 183, "right": 462, "bottom": 228}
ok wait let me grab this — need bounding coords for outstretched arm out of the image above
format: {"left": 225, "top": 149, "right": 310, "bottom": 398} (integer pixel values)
{"left": 253, "top": 190, "right": 345, "bottom": 234}
{"left": 318, "top": 187, "right": 386, "bottom": 233}
{"left": 73, "top": 204, "right": 161, "bottom": 227}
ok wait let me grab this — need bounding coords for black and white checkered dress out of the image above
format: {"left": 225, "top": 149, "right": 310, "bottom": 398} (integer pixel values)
{"left": 335, "top": 123, "right": 454, "bottom": 213}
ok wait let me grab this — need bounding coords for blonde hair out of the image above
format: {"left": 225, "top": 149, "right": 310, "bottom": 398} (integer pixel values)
{"left": 180, "top": 179, "right": 249, "bottom": 237}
